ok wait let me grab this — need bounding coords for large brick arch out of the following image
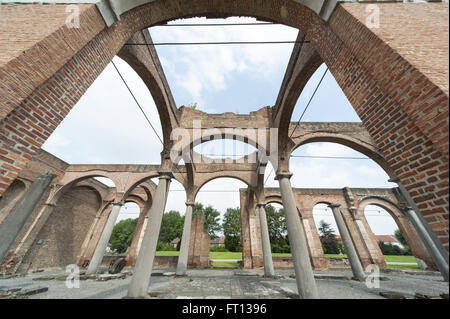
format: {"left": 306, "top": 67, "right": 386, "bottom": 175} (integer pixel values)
{"left": 357, "top": 196, "right": 434, "bottom": 268}
{"left": 286, "top": 123, "right": 395, "bottom": 178}
{"left": 0, "top": 0, "right": 448, "bottom": 248}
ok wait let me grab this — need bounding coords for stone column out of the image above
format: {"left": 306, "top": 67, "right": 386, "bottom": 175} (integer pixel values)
{"left": 0, "top": 172, "right": 55, "bottom": 262}
{"left": 257, "top": 203, "right": 275, "bottom": 277}
{"left": 329, "top": 204, "right": 366, "bottom": 281}
{"left": 404, "top": 207, "right": 449, "bottom": 281}
{"left": 127, "top": 172, "right": 172, "bottom": 298}
{"left": 276, "top": 172, "right": 318, "bottom": 299}
{"left": 390, "top": 178, "right": 448, "bottom": 265}
{"left": 86, "top": 202, "right": 123, "bottom": 274}
{"left": 176, "top": 202, "right": 194, "bottom": 276}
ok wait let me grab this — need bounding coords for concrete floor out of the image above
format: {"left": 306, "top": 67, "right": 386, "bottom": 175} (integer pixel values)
{"left": 0, "top": 268, "right": 448, "bottom": 299}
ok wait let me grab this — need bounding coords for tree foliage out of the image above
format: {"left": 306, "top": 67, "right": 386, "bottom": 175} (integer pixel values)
{"left": 265, "top": 205, "right": 290, "bottom": 253}
{"left": 318, "top": 220, "right": 340, "bottom": 254}
{"left": 158, "top": 210, "right": 184, "bottom": 244}
{"left": 222, "top": 207, "right": 242, "bottom": 252}
{"left": 193, "top": 203, "right": 221, "bottom": 239}
{"left": 394, "top": 229, "right": 412, "bottom": 255}
{"left": 109, "top": 218, "right": 138, "bottom": 254}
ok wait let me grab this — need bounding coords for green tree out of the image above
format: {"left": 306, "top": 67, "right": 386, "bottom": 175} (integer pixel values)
{"left": 394, "top": 229, "right": 412, "bottom": 255}
{"left": 265, "top": 205, "right": 290, "bottom": 253}
{"left": 158, "top": 210, "right": 184, "bottom": 244}
{"left": 222, "top": 207, "right": 242, "bottom": 252}
{"left": 109, "top": 218, "right": 138, "bottom": 254}
{"left": 193, "top": 203, "right": 221, "bottom": 239}
{"left": 318, "top": 220, "right": 340, "bottom": 254}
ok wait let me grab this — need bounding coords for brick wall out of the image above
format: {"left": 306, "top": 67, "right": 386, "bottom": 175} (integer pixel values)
{"left": 18, "top": 186, "right": 101, "bottom": 271}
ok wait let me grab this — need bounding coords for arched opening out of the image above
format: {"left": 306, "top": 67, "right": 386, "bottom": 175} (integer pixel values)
{"left": 196, "top": 177, "right": 248, "bottom": 268}
{"left": 265, "top": 202, "right": 290, "bottom": 256}
{"left": 0, "top": 179, "right": 26, "bottom": 224}
{"left": 289, "top": 142, "right": 396, "bottom": 189}
{"left": 290, "top": 63, "right": 361, "bottom": 123}
{"left": 193, "top": 139, "right": 258, "bottom": 162}
{"left": 109, "top": 202, "right": 142, "bottom": 257}
{"left": 150, "top": 17, "right": 298, "bottom": 114}
{"left": 42, "top": 56, "right": 163, "bottom": 165}
{"left": 312, "top": 203, "right": 342, "bottom": 257}
{"left": 362, "top": 204, "right": 423, "bottom": 270}
{"left": 154, "top": 178, "right": 187, "bottom": 258}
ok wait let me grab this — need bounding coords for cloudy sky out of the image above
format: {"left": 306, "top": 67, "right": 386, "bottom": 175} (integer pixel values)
{"left": 42, "top": 17, "right": 398, "bottom": 235}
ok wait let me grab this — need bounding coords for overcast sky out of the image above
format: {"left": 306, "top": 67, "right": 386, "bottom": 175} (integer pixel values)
{"left": 42, "top": 17, "right": 398, "bottom": 235}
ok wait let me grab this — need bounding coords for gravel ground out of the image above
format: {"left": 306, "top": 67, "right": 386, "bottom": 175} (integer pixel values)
{"left": 0, "top": 268, "right": 447, "bottom": 299}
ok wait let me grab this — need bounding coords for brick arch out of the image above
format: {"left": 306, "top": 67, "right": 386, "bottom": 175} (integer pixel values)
{"left": 0, "top": 0, "right": 447, "bottom": 249}
{"left": 288, "top": 136, "right": 393, "bottom": 178}
{"left": 356, "top": 197, "right": 404, "bottom": 220}
{"left": 117, "top": 30, "right": 177, "bottom": 145}
{"left": 194, "top": 175, "right": 251, "bottom": 200}
{"left": 356, "top": 196, "right": 435, "bottom": 268}
{"left": 264, "top": 198, "right": 283, "bottom": 206}
{"left": 122, "top": 173, "right": 186, "bottom": 201}
{"left": 174, "top": 131, "right": 264, "bottom": 162}
{"left": 54, "top": 175, "right": 118, "bottom": 204}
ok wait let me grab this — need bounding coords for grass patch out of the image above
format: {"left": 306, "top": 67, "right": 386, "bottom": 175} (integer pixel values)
{"left": 384, "top": 255, "right": 416, "bottom": 263}
{"left": 155, "top": 251, "right": 179, "bottom": 257}
{"left": 210, "top": 252, "right": 242, "bottom": 260}
{"left": 325, "top": 254, "right": 347, "bottom": 259}
{"left": 211, "top": 261, "right": 240, "bottom": 268}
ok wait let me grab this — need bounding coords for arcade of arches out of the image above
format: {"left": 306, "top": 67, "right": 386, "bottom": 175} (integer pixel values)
{"left": 0, "top": 0, "right": 448, "bottom": 298}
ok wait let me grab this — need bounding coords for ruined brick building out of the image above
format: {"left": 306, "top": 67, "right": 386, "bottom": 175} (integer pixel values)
{"left": 0, "top": 0, "right": 448, "bottom": 299}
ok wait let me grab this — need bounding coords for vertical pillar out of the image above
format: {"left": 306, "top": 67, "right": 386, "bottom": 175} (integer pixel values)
{"left": 86, "top": 202, "right": 123, "bottom": 274}
{"left": 390, "top": 178, "right": 448, "bottom": 265}
{"left": 329, "top": 204, "right": 366, "bottom": 281}
{"left": 127, "top": 171, "right": 172, "bottom": 298}
{"left": 404, "top": 207, "right": 449, "bottom": 281}
{"left": 276, "top": 172, "right": 318, "bottom": 299}
{"left": 0, "top": 173, "right": 55, "bottom": 262}
{"left": 257, "top": 203, "right": 275, "bottom": 277}
{"left": 176, "top": 202, "right": 194, "bottom": 276}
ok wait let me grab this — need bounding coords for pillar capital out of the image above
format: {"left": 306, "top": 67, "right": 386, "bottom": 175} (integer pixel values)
{"left": 256, "top": 203, "right": 267, "bottom": 208}
{"left": 185, "top": 202, "right": 195, "bottom": 207}
{"left": 328, "top": 204, "right": 341, "bottom": 209}
{"left": 401, "top": 206, "right": 413, "bottom": 213}
{"left": 275, "top": 171, "right": 293, "bottom": 181}
{"left": 112, "top": 202, "right": 124, "bottom": 207}
{"left": 158, "top": 170, "right": 173, "bottom": 180}
{"left": 388, "top": 177, "right": 400, "bottom": 184}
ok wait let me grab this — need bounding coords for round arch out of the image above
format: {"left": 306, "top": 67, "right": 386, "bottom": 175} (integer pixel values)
{"left": 52, "top": 175, "right": 117, "bottom": 205}
{"left": 289, "top": 137, "right": 394, "bottom": 178}
{"left": 194, "top": 175, "right": 251, "bottom": 199}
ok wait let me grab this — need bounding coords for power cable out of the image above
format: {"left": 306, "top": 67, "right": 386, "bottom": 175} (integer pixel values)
{"left": 125, "top": 40, "right": 309, "bottom": 46}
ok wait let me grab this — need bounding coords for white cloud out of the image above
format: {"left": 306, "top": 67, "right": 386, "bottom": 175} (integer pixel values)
{"left": 150, "top": 17, "right": 298, "bottom": 109}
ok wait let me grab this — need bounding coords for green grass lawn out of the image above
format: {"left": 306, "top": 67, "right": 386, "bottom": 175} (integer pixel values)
{"left": 210, "top": 252, "right": 242, "bottom": 260}
{"left": 384, "top": 255, "right": 417, "bottom": 263}
{"left": 155, "top": 251, "right": 179, "bottom": 257}
{"left": 157, "top": 251, "right": 419, "bottom": 270}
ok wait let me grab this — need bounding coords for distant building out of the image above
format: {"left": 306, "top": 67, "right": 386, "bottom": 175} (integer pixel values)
{"left": 375, "top": 235, "right": 402, "bottom": 248}
{"left": 210, "top": 236, "right": 225, "bottom": 246}
{"left": 335, "top": 234, "right": 402, "bottom": 248}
